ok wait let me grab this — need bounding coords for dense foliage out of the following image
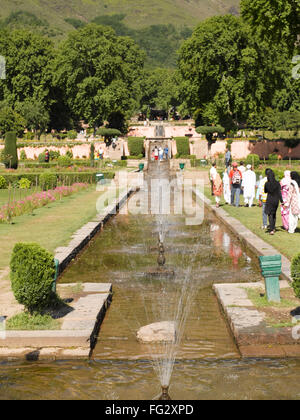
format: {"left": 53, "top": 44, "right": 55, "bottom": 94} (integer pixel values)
{"left": 127, "top": 137, "right": 145, "bottom": 157}
{"left": 10, "top": 243, "right": 56, "bottom": 314}
{"left": 291, "top": 253, "right": 300, "bottom": 299}
{"left": 241, "top": 0, "right": 300, "bottom": 52}
{"left": 175, "top": 137, "right": 190, "bottom": 157}
{"left": 178, "top": 15, "right": 299, "bottom": 131}
{"left": 52, "top": 24, "right": 145, "bottom": 130}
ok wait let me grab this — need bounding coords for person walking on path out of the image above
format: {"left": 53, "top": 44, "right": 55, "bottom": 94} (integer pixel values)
{"left": 209, "top": 162, "right": 217, "bottom": 196}
{"left": 223, "top": 169, "right": 231, "bottom": 204}
{"left": 164, "top": 146, "right": 169, "bottom": 160}
{"left": 154, "top": 146, "right": 159, "bottom": 161}
{"left": 229, "top": 162, "right": 242, "bottom": 207}
{"left": 285, "top": 171, "right": 300, "bottom": 234}
{"left": 159, "top": 147, "right": 164, "bottom": 161}
{"left": 225, "top": 149, "right": 231, "bottom": 168}
{"left": 264, "top": 170, "right": 283, "bottom": 235}
{"left": 258, "top": 169, "right": 271, "bottom": 230}
{"left": 280, "top": 170, "right": 291, "bottom": 231}
{"left": 242, "top": 164, "right": 256, "bottom": 207}
{"left": 212, "top": 172, "right": 223, "bottom": 207}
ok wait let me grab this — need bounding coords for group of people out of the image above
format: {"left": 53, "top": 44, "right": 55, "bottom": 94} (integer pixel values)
{"left": 210, "top": 161, "right": 300, "bottom": 235}
{"left": 151, "top": 146, "right": 169, "bottom": 161}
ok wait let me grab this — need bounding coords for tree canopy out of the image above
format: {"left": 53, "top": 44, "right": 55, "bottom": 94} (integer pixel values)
{"left": 53, "top": 24, "right": 145, "bottom": 129}
{"left": 241, "top": 0, "right": 300, "bottom": 53}
{"left": 178, "top": 15, "right": 297, "bottom": 131}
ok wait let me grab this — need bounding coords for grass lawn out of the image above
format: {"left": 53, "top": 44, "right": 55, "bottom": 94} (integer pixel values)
{"left": 0, "top": 186, "right": 104, "bottom": 276}
{"left": 204, "top": 186, "right": 300, "bottom": 261}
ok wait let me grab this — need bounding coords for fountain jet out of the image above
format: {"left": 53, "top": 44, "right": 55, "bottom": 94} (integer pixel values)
{"left": 159, "top": 386, "right": 171, "bottom": 400}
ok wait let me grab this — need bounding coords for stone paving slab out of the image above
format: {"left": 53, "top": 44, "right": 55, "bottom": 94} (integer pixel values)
{"left": 0, "top": 347, "right": 91, "bottom": 360}
{"left": 214, "top": 282, "right": 300, "bottom": 357}
{"left": 83, "top": 283, "right": 112, "bottom": 293}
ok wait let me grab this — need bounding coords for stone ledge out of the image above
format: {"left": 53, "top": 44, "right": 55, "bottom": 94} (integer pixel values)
{"left": 0, "top": 282, "right": 112, "bottom": 359}
{"left": 214, "top": 282, "right": 300, "bottom": 356}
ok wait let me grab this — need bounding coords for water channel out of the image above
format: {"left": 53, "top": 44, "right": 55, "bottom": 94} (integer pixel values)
{"left": 1, "top": 161, "right": 300, "bottom": 400}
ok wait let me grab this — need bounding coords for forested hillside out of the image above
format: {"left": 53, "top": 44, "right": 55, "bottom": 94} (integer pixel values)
{"left": 0, "top": 0, "right": 240, "bottom": 67}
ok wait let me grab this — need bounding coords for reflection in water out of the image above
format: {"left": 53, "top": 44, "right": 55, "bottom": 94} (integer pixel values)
{"left": 210, "top": 223, "right": 244, "bottom": 268}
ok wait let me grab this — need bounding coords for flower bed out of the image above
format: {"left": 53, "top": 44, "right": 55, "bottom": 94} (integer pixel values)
{"left": 0, "top": 183, "right": 88, "bottom": 222}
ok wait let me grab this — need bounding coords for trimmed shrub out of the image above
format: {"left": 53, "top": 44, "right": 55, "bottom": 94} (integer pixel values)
{"left": 175, "top": 137, "right": 190, "bottom": 157}
{"left": 39, "top": 172, "right": 57, "bottom": 190}
{"left": 20, "top": 150, "right": 27, "bottom": 161}
{"left": 10, "top": 243, "right": 56, "bottom": 314}
{"left": 25, "top": 132, "right": 35, "bottom": 140}
{"left": 245, "top": 154, "right": 260, "bottom": 168}
{"left": 90, "top": 143, "right": 95, "bottom": 167}
{"left": 18, "top": 178, "right": 31, "bottom": 189}
{"left": 4, "top": 131, "right": 18, "bottom": 169}
{"left": 67, "top": 130, "right": 77, "bottom": 140}
{"left": 0, "top": 175, "right": 7, "bottom": 189}
{"left": 38, "top": 152, "right": 46, "bottom": 163}
{"left": 49, "top": 150, "right": 60, "bottom": 160}
{"left": 66, "top": 149, "right": 73, "bottom": 159}
{"left": 291, "top": 253, "right": 300, "bottom": 299}
{"left": 127, "top": 137, "right": 145, "bottom": 157}
{"left": 58, "top": 155, "right": 72, "bottom": 167}
{"left": 268, "top": 153, "right": 279, "bottom": 162}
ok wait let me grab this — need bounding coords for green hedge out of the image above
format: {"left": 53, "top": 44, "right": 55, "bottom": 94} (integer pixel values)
{"left": 175, "top": 137, "right": 190, "bottom": 157}
{"left": 292, "top": 253, "right": 300, "bottom": 299}
{"left": 245, "top": 154, "right": 260, "bottom": 168}
{"left": 0, "top": 171, "right": 115, "bottom": 187}
{"left": 127, "top": 137, "right": 145, "bottom": 156}
{"left": 10, "top": 243, "right": 56, "bottom": 314}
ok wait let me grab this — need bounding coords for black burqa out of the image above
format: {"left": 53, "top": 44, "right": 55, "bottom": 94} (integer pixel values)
{"left": 264, "top": 171, "right": 283, "bottom": 215}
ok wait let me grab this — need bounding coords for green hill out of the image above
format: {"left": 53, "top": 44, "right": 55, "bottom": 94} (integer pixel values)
{"left": 0, "top": 0, "right": 240, "bottom": 67}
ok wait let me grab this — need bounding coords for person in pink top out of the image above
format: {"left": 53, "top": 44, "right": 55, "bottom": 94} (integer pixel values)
{"left": 280, "top": 170, "right": 291, "bottom": 231}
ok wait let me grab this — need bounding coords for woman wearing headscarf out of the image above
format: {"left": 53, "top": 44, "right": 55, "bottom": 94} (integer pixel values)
{"left": 223, "top": 168, "right": 231, "bottom": 204}
{"left": 285, "top": 171, "right": 300, "bottom": 234}
{"left": 280, "top": 170, "right": 291, "bottom": 231}
{"left": 264, "top": 170, "right": 283, "bottom": 235}
{"left": 212, "top": 171, "right": 223, "bottom": 208}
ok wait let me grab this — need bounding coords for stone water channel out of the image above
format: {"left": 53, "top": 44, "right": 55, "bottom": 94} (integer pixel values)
{"left": 1, "top": 161, "right": 300, "bottom": 400}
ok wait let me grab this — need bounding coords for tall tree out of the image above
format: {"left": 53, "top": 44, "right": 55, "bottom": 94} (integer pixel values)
{"left": 178, "top": 15, "right": 293, "bottom": 130}
{"left": 241, "top": 0, "right": 300, "bottom": 53}
{"left": 0, "top": 29, "right": 55, "bottom": 108}
{"left": 53, "top": 24, "right": 145, "bottom": 130}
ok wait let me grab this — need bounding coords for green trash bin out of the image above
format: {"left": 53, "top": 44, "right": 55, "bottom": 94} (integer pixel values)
{"left": 259, "top": 255, "right": 282, "bottom": 303}
{"left": 179, "top": 163, "right": 185, "bottom": 170}
{"left": 139, "top": 163, "right": 145, "bottom": 172}
{"left": 96, "top": 173, "right": 105, "bottom": 184}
